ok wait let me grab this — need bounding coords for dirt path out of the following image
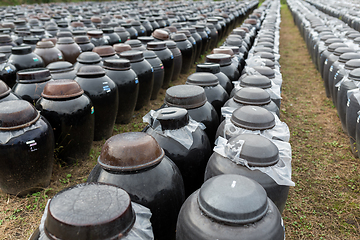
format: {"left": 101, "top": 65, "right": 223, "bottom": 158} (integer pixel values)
{"left": 280, "top": 4, "right": 360, "bottom": 239}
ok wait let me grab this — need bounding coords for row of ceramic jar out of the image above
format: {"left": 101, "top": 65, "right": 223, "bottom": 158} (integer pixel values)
{"left": 288, "top": 0, "right": 360, "bottom": 158}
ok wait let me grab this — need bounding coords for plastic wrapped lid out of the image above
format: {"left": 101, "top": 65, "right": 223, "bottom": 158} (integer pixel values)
{"left": 152, "top": 29, "right": 169, "bottom": 40}
{"left": 147, "top": 41, "right": 166, "bottom": 51}
{"left": 240, "top": 75, "right": 272, "bottom": 89}
{"left": 165, "top": 85, "right": 207, "bottom": 109}
{"left": 113, "top": 43, "right": 132, "bottom": 54}
{"left": 103, "top": 59, "right": 131, "bottom": 70}
{"left": 177, "top": 30, "right": 191, "bottom": 38}
{"left": 76, "top": 52, "right": 102, "bottom": 63}
{"left": 0, "top": 100, "right": 40, "bottom": 130}
{"left": 254, "top": 52, "right": 275, "bottom": 62}
{"left": 45, "top": 182, "right": 135, "bottom": 240}
{"left": 253, "top": 66, "right": 275, "bottom": 79}
{"left": 17, "top": 68, "right": 52, "bottom": 83}
{"left": 0, "top": 80, "right": 11, "bottom": 98}
{"left": 319, "top": 34, "right": 334, "bottom": 42}
{"left": 42, "top": 79, "right": 84, "bottom": 99}
{"left": 196, "top": 63, "right": 221, "bottom": 74}
{"left": 345, "top": 59, "right": 360, "bottom": 70}
{"left": 186, "top": 72, "right": 219, "bottom": 87}
{"left": 206, "top": 54, "right": 232, "bottom": 66}
{"left": 230, "top": 105, "right": 275, "bottom": 130}
{"left": 0, "top": 34, "right": 12, "bottom": 43}
{"left": 324, "top": 38, "right": 343, "bottom": 47}
{"left": 77, "top": 65, "right": 105, "bottom": 77}
{"left": 47, "top": 61, "right": 74, "bottom": 73}
{"left": 36, "top": 40, "right": 54, "bottom": 48}
{"left": 74, "top": 36, "right": 90, "bottom": 44}
{"left": 198, "top": 174, "right": 268, "bottom": 225}
{"left": 12, "top": 45, "right": 32, "bottom": 55}
{"left": 348, "top": 33, "right": 360, "bottom": 40}
{"left": 348, "top": 68, "right": 360, "bottom": 81}
{"left": 172, "top": 33, "right": 187, "bottom": 42}
{"left": 93, "top": 46, "right": 116, "bottom": 57}
{"left": 119, "top": 50, "right": 144, "bottom": 62}
{"left": 338, "top": 52, "right": 360, "bottom": 63}
{"left": 156, "top": 107, "right": 189, "bottom": 130}
{"left": 98, "top": 132, "right": 165, "bottom": 172}
{"left": 333, "top": 47, "right": 353, "bottom": 56}
{"left": 227, "top": 133, "right": 279, "bottom": 167}
{"left": 234, "top": 87, "right": 271, "bottom": 105}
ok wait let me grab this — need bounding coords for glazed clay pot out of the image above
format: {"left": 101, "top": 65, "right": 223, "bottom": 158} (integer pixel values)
{"left": 34, "top": 40, "right": 64, "bottom": 66}
{"left": 46, "top": 61, "right": 77, "bottom": 80}
{"left": 172, "top": 33, "right": 193, "bottom": 74}
{"left": 8, "top": 45, "right": 45, "bottom": 71}
{"left": 74, "top": 36, "right": 95, "bottom": 52}
{"left": 55, "top": 37, "right": 82, "bottom": 64}
{"left": 87, "top": 132, "right": 185, "bottom": 240}
{"left": 0, "top": 53, "right": 16, "bottom": 88}
{"left": 196, "top": 63, "right": 233, "bottom": 94}
{"left": 74, "top": 52, "right": 103, "bottom": 71}
{"left": 0, "top": 80, "right": 20, "bottom": 102}
{"left": 102, "top": 28, "right": 121, "bottom": 45}
{"left": 35, "top": 79, "right": 94, "bottom": 163}
{"left": 143, "top": 50, "right": 164, "bottom": 100}
{"left": 0, "top": 100, "right": 54, "bottom": 196}
{"left": 346, "top": 90, "right": 360, "bottom": 157}
{"left": 87, "top": 30, "right": 109, "bottom": 47}
{"left": 92, "top": 45, "right": 120, "bottom": 61}
{"left": 114, "top": 26, "right": 131, "bottom": 43}
{"left": 205, "top": 54, "right": 240, "bottom": 82}
{"left": 103, "top": 59, "right": 139, "bottom": 124}
{"left": 164, "top": 40, "right": 181, "bottom": 82}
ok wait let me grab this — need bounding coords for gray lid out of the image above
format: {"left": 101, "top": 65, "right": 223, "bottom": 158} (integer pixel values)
{"left": 348, "top": 68, "right": 360, "bottom": 81}
{"left": 324, "top": 38, "right": 343, "bottom": 47}
{"left": 227, "top": 133, "right": 279, "bottom": 167}
{"left": 345, "top": 59, "right": 360, "bottom": 70}
{"left": 76, "top": 52, "right": 102, "bottom": 63}
{"left": 254, "top": 52, "right": 275, "bottom": 62}
{"left": 198, "top": 174, "right": 268, "bottom": 225}
{"left": 234, "top": 87, "right": 271, "bottom": 105}
{"left": 186, "top": 72, "right": 219, "bottom": 87}
{"left": 165, "top": 85, "right": 207, "bottom": 109}
{"left": 156, "top": 107, "right": 189, "bottom": 130}
{"left": 196, "top": 63, "right": 221, "bottom": 74}
{"left": 333, "top": 47, "right": 353, "bottom": 57}
{"left": 252, "top": 66, "right": 275, "bottom": 79}
{"left": 230, "top": 106, "right": 275, "bottom": 130}
{"left": 47, "top": 61, "right": 74, "bottom": 72}
{"left": 119, "top": 50, "right": 144, "bottom": 62}
{"left": 240, "top": 75, "right": 272, "bottom": 89}
{"left": 205, "top": 54, "right": 232, "bottom": 66}
{"left": 339, "top": 52, "right": 360, "bottom": 64}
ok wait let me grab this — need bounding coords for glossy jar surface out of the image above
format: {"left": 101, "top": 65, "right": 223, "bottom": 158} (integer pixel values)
{"left": 172, "top": 33, "right": 193, "bottom": 74}
{"left": 55, "top": 37, "right": 82, "bottom": 64}
{"left": 206, "top": 53, "right": 240, "bottom": 82}
{"left": 0, "top": 53, "right": 16, "bottom": 88}
{"left": 73, "top": 51, "right": 103, "bottom": 71}
{"left": 8, "top": 45, "right": 45, "bottom": 71}
{"left": 143, "top": 50, "right": 164, "bottom": 100}
{"left": 346, "top": 91, "right": 360, "bottom": 157}
{"left": 34, "top": 40, "right": 63, "bottom": 66}
{"left": 47, "top": 61, "right": 77, "bottom": 80}
{"left": 74, "top": 36, "right": 95, "bottom": 52}
{"left": 196, "top": 62, "right": 233, "bottom": 94}
{"left": 164, "top": 40, "right": 181, "bottom": 83}
{"left": 0, "top": 100, "right": 54, "bottom": 196}
{"left": 0, "top": 80, "right": 19, "bottom": 102}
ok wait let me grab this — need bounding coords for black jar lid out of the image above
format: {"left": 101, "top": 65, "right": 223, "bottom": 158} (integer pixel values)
{"left": 165, "top": 85, "right": 207, "bottom": 109}
{"left": 198, "top": 174, "right": 268, "bottom": 225}
{"left": 44, "top": 182, "right": 135, "bottom": 240}
{"left": 253, "top": 46, "right": 273, "bottom": 54}
{"left": 252, "top": 66, "right": 275, "bottom": 79}
{"left": 0, "top": 80, "right": 11, "bottom": 98}
{"left": 17, "top": 68, "right": 52, "bottom": 83}
{"left": 93, "top": 46, "right": 116, "bottom": 57}
{"left": 205, "top": 54, "right": 232, "bottom": 67}
{"left": 172, "top": 33, "right": 187, "bottom": 42}
{"left": 42, "top": 79, "right": 83, "bottom": 99}
{"left": 102, "top": 28, "right": 114, "bottom": 34}
{"left": 74, "top": 35, "right": 90, "bottom": 44}
{"left": 181, "top": 27, "right": 196, "bottom": 34}
{"left": 186, "top": 72, "right": 219, "bottom": 87}
{"left": 164, "top": 40, "right": 176, "bottom": 49}
{"left": 254, "top": 52, "right": 275, "bottom": 62}
{"left": 227, "top": 133, "right": 279, "bottom": 167}
{"left": 119, "top": 50, "right": 144, "bottom": 63}
{"left": 333, "top": 47, "right": 353, "bottom": 56}
{"left": 230, "top": 105, "right": 275, "bottom": 130}
{"left": 348, "top": 68, "right": 360, "bottom": 81}
{"left": 147, "top": 41, "right": 166, "bottom": 51}
{"left": 57, "top": 37, "right": 75, "bottom": 44}
{"left": 156, "top": 107, "right": 189, "bottom": 130}
{"left": 152, "top": 29, "right": 170, "bottom": 40}
{"left": 240, "top": 75, "right": 272, "bottom": 89}
{"left": 103, "top": 59, "right": 131, "bottom": 70}
{"left": 0, "top": 34, "right": 12, "bottom": 43}
{"left": 76, "top": 52, "right": 102, "bottom": 63}
{"left": 324, "top": 38, "right": 343, "bottom": 47}
{"left": 345, "top": 59, "right": 360, "bottom": 70}
{"left": 177, "top": 30, "right": 191, "bottom": 38}
{"left": 234, "top": 87, "right": 271, "bottom": 105}
{"left": 12, "top": 45, "right": 32, "bottom": 55}
{"left": 47, "top": 61, "right": 74, "bottom": 73}
{"left": 98, "top": 132, "right": 165, "bottom": 172}
{"left": 36, "top": 40, "right": 54, "bottom": 48}
{"left": 77, "top": 65, "right": 105, "bottom": 78}
{"left": 138, "top": 36, "right": 155, "bottom": 45}
{"left": 0, "top": 100, "right": 40, "bottom": 130}
{"left": 143, "top": 50, "right": 158, "bottom": 59}
{"left": 338, "top": 52, "right": 360, "bottom": 63}
{"left": 23, "top": 36, "right": 40, "bottom": 45}
{"left": 57, "top": 31, "right": 73, "bottom": 38}
{"left": 125, "top": 39, "right": 142, "bottom": 48}
{"left": 196, "top": 63, "right": 221, "bottom": 74}
{"left": 114, "top": 26, "right": 127, "bottom": 32}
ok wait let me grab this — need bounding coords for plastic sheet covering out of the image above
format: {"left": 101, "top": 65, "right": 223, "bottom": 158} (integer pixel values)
{"left": 221, "top": 106, "right": 278, "bottom": 119}
{"left": 0, "top": 120, "right": 41, "bottom": 144}
{"left": 233, "top": 80, "right": 282, "bottom": 101}
{"left": 37, "top": 201, "right": 154, "bottom": 240}
{"left": 143, "top": 110, "right": 206, "bottom": 150}
{"left": 335, "top": 76, "right": 360, "bottom": 100}
{"left": 240, "top": 65, "right": 283, "bottom": 87}
{"left": 214, "top": 136, "right": 295, "bottom": 186}
{"left": 221, "top": 111, "right": 290, "bottom": 142}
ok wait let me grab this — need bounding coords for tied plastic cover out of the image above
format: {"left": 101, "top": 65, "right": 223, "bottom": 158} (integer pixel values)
{"left": 37, "top": 200, "right": 154, "bottom": 240}
{"left": 241, "top": 65, "right": 283, "bottom": 87}
{"left": 0, "top": 119, "right": 41, "bottom": 144}
{"left": 221, "top": 109, "right": 290, "bottom": 142}
{"left": 143, "top": 110, "right": 206, "bottom": 150}
{"left": 232, "top": 80, "right": 282, "bottom": 101}
{"left": 214, "top": 136, "right": 295, "bottom": 186}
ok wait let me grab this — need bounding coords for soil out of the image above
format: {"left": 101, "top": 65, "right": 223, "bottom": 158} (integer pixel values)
{"left": 0, "top": 3, "right": 359, "bottom": 240}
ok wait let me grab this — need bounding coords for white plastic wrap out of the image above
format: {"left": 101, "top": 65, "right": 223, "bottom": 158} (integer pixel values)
{"left": 0, "top": 120, "right": 42, "bottom": 144}
{"left": 240, "top": 65, "right": 283, "bottom": 87}
{"left": 214, "top": 136, "right": 294, "bottom": 186}
{"left": 143, "top": 110, "right": 206, "bottom": 150}
{"left": 233, "top": 80, "right": 282, "bottom": 101}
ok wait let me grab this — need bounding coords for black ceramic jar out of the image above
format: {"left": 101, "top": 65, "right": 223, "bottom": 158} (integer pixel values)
{"left": 93, "top": 46, "right": 120, "bottom": 61}
{"left": 0, "top": 100, "right": 54, "bottom": 196}
{"left": 143, "top": 50, "right": 164, "bottom": 100}
{"left": 196, "top": 62, "right": 233, "bottom": 94}
{"left": 0, "top": 80, "right": 19, "bottom": 102}
{"left": 205, "top": 54, "right": 240, "bottom": 82}
{"left": 122, "top": 24, "right": 138, "bottom": 39}
{"left": 74, "top": 52, "right": 103, "bottom": 71}
{"left": 47, "top": 61, "right": 77, "bottom": 80}
{"left": 34, "top": 40, "right": 63, "bottom": 66}
{"left": 144, "top": 107, "right": 212, "bottom": 197}
{"left": 35, "top": 79, "right": 94, "bottom": 163}
{"left": 176, "top": 174, "right": 285, "bottom": 240}
{"left": 87, "top": 132, "right": 185, "bottom": 240}
{"left": 74, "top": 35, "right": 95, "bottom": 52}
{"left": 75, "top": 66, "right": 118, "bottom": 141}
{"left": 346, "top": 89, "right": 360, "bottom": 157}
{"left": 114, "top": 26, "right": 131, "bottom": 43}
{"left": 55, "top": 37, "right": 82, "bottom": 64}
{"left": 103, "top": 28, "right": 121, "bottom": 45}
{"left": 172, "top": 33, "right": 193, "bottom": 74}
{"left": 87, "top": 30, "right": 109, "bottom": 47}
{"left": 164, "top": 40, "right": 182, "bottom": 82}
{"left": 8, "top": 45, "right": 45, "bottom": 71}
{"left": 0, "top": 53, "right": 16, "bottom": 88}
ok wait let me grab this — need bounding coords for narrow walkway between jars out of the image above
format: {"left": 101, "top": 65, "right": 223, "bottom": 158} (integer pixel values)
{"left": 280, "top": 3, "right": 360, "bottom": 240}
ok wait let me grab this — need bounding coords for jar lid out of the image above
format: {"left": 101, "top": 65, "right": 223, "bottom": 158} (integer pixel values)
{"left": 213, "top": 48, "right": 234, "bottom": 56}
{"left": 240, "top": 75, "right": 272, "bottom": 89}
{"left": 156, "top": 107, "right": 189, "bottom": 130}
{"left": 256, "top": 41, "right": 274, "bottom": 49}
{"left": 87, "top": 30, "right": 103, "bottom": 38}
{"left": 254, "top": 52, "right": 275, "bottom": 62}
{"left": 74, "top": 36, "right": 90, "bottom": 44}
{"left": 186, "top": 72, "right": 219, "bottom": 87}
{"left": 17, "top": 68, "right": 52, "bottom": 83}
{"left": 324, "top": 38, "right": 343, "bottom": 47}
{"left": 230, "top": 105, "right": 275, "bottom": 130}
{"left": 348, "top": 68, "right": 360, "bottom": 81}
{"left": 328, "top": 43, "right": 348, "bottom": 53}
{"left": 103, "top": 59, "right": 131, "bottom": 70}
{"left": 234, "top": 87, "right": 271, "bottom": 105}
{"left": 181, "top": 27, "right": 196, "bottom": 34}
{"left": 0, "top": 34, "right": 12, "bottom": 43}
{"left": 137, "top": 36, "right": 155, "bottom": 45}
{"left": 225, "top": 37, "right": 242, "bottom": 47}
{"left": 102, "top": 28, "right": 114, "bottom": 34}
{"left": 220, "top": 46, "right": 240, "bottom": 55}
{"left": 164, "top": 40, "right": 176, "bottom": 49}
{"left": 252, "top": 66, "right": 275, "bottom": 79}
{"left": 258, "top": 37, "right": 274, "bottom": 44}
{"left": 165, "top": 85, "right": 207, "bottom": 109}
{"left": 198, "top": 174, "right": 268, "bottom": 225}
{"left": 152, "top": 29, "right": 169, "bottom": 40}
{"left": 12, "top": 45, "right": 32, "bottom": 55}
{"left": 0, "top": 80, "right": 11, "bottom": 98}
{"left": 147, "top": 41, "right": 166, "bottom": 51}
{"left": 36, "top": 40, "right": 54, "bottom": 48}
{"left": 334, "top": 47, "right": 354, "bottom": 57}
{"left": 113, "top": 43, "right": 132, "bottom": 54}
{"left": 44, "top": 182, "right": 135, "bottom": 240}
{"left": 119, "top": 50, "right": 144, "bottom": 62}
{"left": 165, "top": 26, "right": 177, "bottom": 33}
{"left": 319, "top": 34, "right": 334, "bottom": 42}
{"left": 345, "top": 59, "right": 360, "bottom": 70}
{"left": 227, "top": 133, "right": 279, "bottom": 167}
{"left": 57, "top": 37, "right": 75, "bottom": 44}
{"left": 76, "top": 52, "right": 102, "bottom": 63}
{"left": 93, "top": 46, "right": 116, "bottom": 57}
{"left": 253, "top": 46, "right": 273, "bottom": 54}
{"left": 339, "top": 53, "right": 360, "bottom": 64}
{"left": 194, "top": 25, "right": 205, "bottom": 31}
{"left": 196, "top": 63, "right": 221, "bottom": 74}
{"left": 114, "top": 26, "right": 127, "bottom": 32}
{"left": 177, "top": 30, "right": 191, "bottom": 38}
{"left": 98, "top": 132, "right": 165, "bottom": 172}
{"left": 348, "top": 33, "right": 360, "bottom": 40}
{"left": 205, "top": 54, "right": 232, "bottom": 66}
{"left": 47, "top": 61, "right": 74, "bottom": 72}
{"left": 42, "top": 79, "right": 84, "bottom": 99}
{"left": 125, "top": 39, "right": 142, "bottom": 48}
{"left": 77, "top": 65, "right": 105, "bottom": 78}
{"left": 171, "top": 33, "right": 187, "bottom": 42}
{"left": 57, "top": 31, "right": 73, "bottom": 39}
{"left": 0, "top": 100, "right": 40, "bottom": 130}
{"left": 244, "top": 19, "right": 257, "bottom": 25}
